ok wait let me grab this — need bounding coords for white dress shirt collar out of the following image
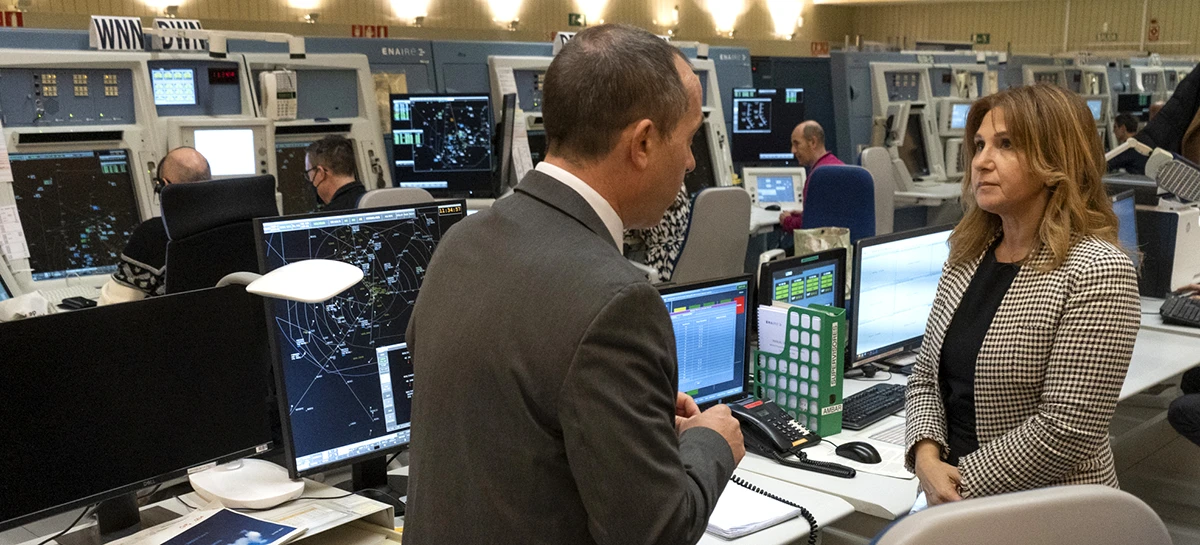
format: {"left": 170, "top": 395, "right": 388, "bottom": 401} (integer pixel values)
{"left": 535, "top": 162, "right": 624, "bottom": 249}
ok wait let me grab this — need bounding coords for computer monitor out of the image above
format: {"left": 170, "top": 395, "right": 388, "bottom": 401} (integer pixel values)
{"left": 898, "top": 112, "right": 931, "bottom": 178}
{"left": 171, "top": 120, "right": 273, "bottom": 179}
{"left": 758, "top": 248, "right": 846, "bottom": 310}
{"left": 0, "top": 286, "right": 274, "bottom": 533}
{"left": 850, "top": 224, "right": 953, "bottom": 366}
{"left": 657, "top": 275, "right": 752, "bottom": 406}
{"left": 939, "top": 100, "right": 971, "bottom": 138}
{"left": 495, "top": 93, "right": 518, "bottom": 195}
{"left": 743, "top": 167, "right": 805, "bottom": 207}
{"left": 275, "top": 140, "right": 324, "bottom": 215}
{"left": 390, "top": 94, "right": 495, "bottom": 198}
{"left": 1111, "top": 189, "right": 1140, "bottom": 268}
{"left": 685, "top": 122, "right": 719, "bottom": 197}
{"left": 1087, "top": 98, "right": 1104, "bottom": 122}
{"left": 1117, "top": 93, "right": 1153, "bottom": 122}
{"left": 256, "top": 200, "right": 468, "bottom": 503}
{"left": 730, "top": 87, "right": 806, "bottom": 163}
{"left": 8, "top": 149, "right": 141, "bottom": 282}
{"left": 150, "top": 67, "right": 197, "bottom": 106}
{"left": 0, "top": 263, "right": 14, "bottom": 302}
{"left": 196, "top": 128, "right": 257, "bottom": 177}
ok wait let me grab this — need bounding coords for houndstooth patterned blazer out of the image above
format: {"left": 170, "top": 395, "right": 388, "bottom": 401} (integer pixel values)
{"left": 904, "top": 235, "right": 1140, "bottom": 497}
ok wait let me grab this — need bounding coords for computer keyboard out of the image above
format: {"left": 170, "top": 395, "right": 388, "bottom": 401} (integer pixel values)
{"left": 1161, "top": 293, "right": 1200, "bottom": 328}
{"left": 39, "top": 285, "right": 101, "bottom": 304}
{"left": 842, "top": 383, "right": 907, "bottom": 431}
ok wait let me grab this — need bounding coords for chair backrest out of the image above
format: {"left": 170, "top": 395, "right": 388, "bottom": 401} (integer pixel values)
{"left": 874, "top": 485, "right": 1171, "bottom": 545}
{"left": 358, "top": 187, "right": 435, "bottom": 209}
{"left": 669, "top": 187, "right": 751, "bottom": 285}
{"left": 162, "top": 175, "right": 279, "bottom": 294}
{"left": 801, "top": 165, "right": 876, "bottom": 244}
{"left": 859, "top": 147, "right": 895, "bottom": 235}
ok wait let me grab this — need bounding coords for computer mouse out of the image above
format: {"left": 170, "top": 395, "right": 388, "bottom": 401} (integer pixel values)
{"left": 835, "top": 441, "right": 882, "bottom": 464}
{"left": 764, "top": 204, "right": 782, "bottom": 211}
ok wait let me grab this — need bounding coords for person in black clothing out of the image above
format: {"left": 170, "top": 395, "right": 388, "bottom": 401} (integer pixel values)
{"left": 1108, "top": 63, "right": 1200, "bottom": 174}
{"left": 306, "top": 135, "right": 366, "bottom": 211}
{"left": 1168, "top": 284, "right": 1200, "bottom": 447}
{"left": 99, "top": 147, "right": 212, "bottom": 304}
{"left": 1113, "top": 113, "right": 1139, "bottom": 145}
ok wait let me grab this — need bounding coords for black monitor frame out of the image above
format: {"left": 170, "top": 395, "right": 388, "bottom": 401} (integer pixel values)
{"left": 494, "top": 93, "right": 518, "bottom": 196}
{"left": 656, "top": 273, "right": 754, "bottom": 409}
{"left": 389, "top": 93, "right": 495, "bottom": 199}
{"left": 757, "top": 247, "right": 847, "bottom": 312}
{"left": 730, "top": 87, "right": 806, "bottom": 164}
{"left": 1110, "top": 188, "right": 1140, "bottom": 268}
{"left": 849, "top": 223, "right": 954, "bottom": 367}
{"left": 898, "top": 111, "right": 931, "bottom": 178}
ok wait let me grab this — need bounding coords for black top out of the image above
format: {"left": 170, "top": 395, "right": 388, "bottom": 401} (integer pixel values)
{"left": 112, "top": 218, "right": 170, "bottom": 297}
{"left": 322, "top": 181, "right": 367, "bottom": 212}
{"left": 939, "top": 247, "right": 1020, "bottom": 466}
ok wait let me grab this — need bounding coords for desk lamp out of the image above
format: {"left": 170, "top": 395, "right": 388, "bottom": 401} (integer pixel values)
{"left": 188, "top": 259, "right": 365, "bottom": 509}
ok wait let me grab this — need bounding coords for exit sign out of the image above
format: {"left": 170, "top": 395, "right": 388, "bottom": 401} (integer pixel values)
{"left": 972, "top": 33, "right": 990, "bottom": 45}
{"left": 1096, "top": 31, "right": 1119, "bottom": 42}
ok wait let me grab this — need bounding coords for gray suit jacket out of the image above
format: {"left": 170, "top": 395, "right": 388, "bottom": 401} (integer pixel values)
{"left": 404, "top": 170, "right": 735, "bottom": 544}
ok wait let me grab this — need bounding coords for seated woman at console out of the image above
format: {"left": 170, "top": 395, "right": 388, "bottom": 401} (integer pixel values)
{"left": 624, "top": 186, "right": 690, "bottom": 283}
{"left": 904, "top": 84, "right": 1140, "bottom": 505}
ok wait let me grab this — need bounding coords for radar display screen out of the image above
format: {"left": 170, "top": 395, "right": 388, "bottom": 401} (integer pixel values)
{"left": 257, "top": 200, "right": 466, "bottom": 475}
{"left": 390, "top": 94, "right": 495, "bottom": 198}
{"left": 9, "top": 149, "right": 141, "bottom": 281}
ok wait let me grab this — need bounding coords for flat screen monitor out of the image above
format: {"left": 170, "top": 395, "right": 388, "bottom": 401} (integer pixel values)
{"left": 195, "top": 128, "right": 258, "bottom": 177}
{"left": 275, "top": 140, "right": 324, "bottom": 216}
{"left": 1111, "top": 189, "right": 1139, "bottom": 268}
{"left": 256, "top": 200, "right": 468, "bottom": 477}
{"left": 390, "top": 94, "right": 494, "bottom": 198}
{"left": 1117, "top": 93, "right": 1152, "bottom": 121}
{"left": 526, "top": 131, "right": 547, "bottom": 166}
{"left": 850, "top": 224, "right": 953, "bottom": 365}
{"left": 949, "top": 102, "right": 970, "bottom": 130}
{"left": 9, "top": 149, "right": 141, "bottom": 281}
{"left": 898, "top": 112, "right": 931, "bottom": 178}
{"left": 743, "top": 166, "right": 805, "bottom": 206}
{"left": 684, "top": 123, "right": 718, "bottom": 197}
{"left": 0, "top": 266, "right": 13, "bottom": 302}
{"left": 658, "top": 275, "right": 752, "bottom": 406}
{"left": 758, "top": 248, "right": 846, "bottom": 310}
{"left": 1087, "top": 99, "right": 1104, "bottom": 122}
{"left": 0, "top": 286, "right": 274, "bottom": 531}
{"left": 496, "top": 93, "right": 518, "bottom": 194}
{"left": 731, "top": 88, "right": 806, "bottom": 163}
{"left": 150, "top": 67, "right": 197, "bottom": 106}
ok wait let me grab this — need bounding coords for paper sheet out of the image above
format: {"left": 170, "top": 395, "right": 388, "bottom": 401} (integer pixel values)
{"left": 511, "top": 112, "right": 534, "bottom": 182}
{"left": 757, "top": 305, "right": 788, "bottom": 356}
{"left": 805, "top": 439, "right": 914, "bottom": 479}
{"left": 0, "top": 205, "right": 29, "bottom": 260}
{"left": 494, "top": 66, "right": 518, "bottom": 100}
{"left": 0, "top": 119, "right": 11, "bottom": 183}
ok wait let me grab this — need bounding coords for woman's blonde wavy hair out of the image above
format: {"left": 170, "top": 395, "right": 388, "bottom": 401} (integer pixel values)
{"left": 949, "top": 84, "right": 1121, "bottom": 271}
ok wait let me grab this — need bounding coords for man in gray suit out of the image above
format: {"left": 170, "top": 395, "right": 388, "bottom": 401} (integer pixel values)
{"left": 403, "top": 24, "right": 745, "bottom": 545}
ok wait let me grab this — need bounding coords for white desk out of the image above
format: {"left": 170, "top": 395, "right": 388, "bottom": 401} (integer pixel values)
{"left": 751, "top": 207, "right": 787, "bottom": 235}
{"left": 699, "top": 471, "right": 855, "bottom": 544}
{"left": 1122, "top": 327, "right": 1200, "bottom": 399}
{"left": 1139, "top": 296, "right": 1200, "bottom": 339}
{"left": 894, "top": 182, "right": 961, "bottom": 205}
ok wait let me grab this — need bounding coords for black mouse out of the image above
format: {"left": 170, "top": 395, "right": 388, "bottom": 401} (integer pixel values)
{"left": 764, "top": 204, "right": 782, "bottom": 211}
{"left": 835, "top": 441, "right": 882, "bottom": 464}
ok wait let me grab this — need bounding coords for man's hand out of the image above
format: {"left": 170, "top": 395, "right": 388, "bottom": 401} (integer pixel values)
{"left": 674, "top": 392, "right": 701, "bottom": 430}
{"left": 778, "top": 210, "right": 801, "bottom": 224}
{"left": 1174, "top": 284, "right": 1200, "bottom": 299}
{"left": 678, "top": 404, "right": 745, "bottom": 464}
{"left": 913, "top": 440, "right": 962, "bottom": 506}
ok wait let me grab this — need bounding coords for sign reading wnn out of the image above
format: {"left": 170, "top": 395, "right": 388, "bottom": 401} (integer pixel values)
{"left": 90, "top": 16, "right": 144, "bottom": 51}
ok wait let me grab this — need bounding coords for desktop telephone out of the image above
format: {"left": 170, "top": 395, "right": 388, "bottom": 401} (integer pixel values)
{"left": 729, "top": 397, "right": 856, "bottom": 478}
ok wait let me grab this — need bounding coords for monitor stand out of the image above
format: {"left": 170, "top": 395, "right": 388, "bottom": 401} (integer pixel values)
{"left": 54, "top": 493, "right": 180, "bottom": 545}
{"left": 335, "top": 455, "right": 407, "bottom": 516}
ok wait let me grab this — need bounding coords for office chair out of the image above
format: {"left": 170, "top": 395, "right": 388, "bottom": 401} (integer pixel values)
{"left": 358, "top": 187, "right": 436, "bottom": 209}
{"left": 873, "top": 485, "right": 1171, "bottom": 545}
{"left": 668, "top": 187, "right": 751, "bottom": 285}
{"left": 802, "top": 165, "right": 877, "bottom": 244}
{"left": 162, "top": 175, "right": 279, "bottom": 294}
{"left": 859, "top": 147, "right": 896, "bottom": 235}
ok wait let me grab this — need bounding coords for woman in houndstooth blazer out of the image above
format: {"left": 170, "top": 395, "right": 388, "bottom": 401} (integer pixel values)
{"left": 904, "top": 84, "right": 1141, "bottom": 506}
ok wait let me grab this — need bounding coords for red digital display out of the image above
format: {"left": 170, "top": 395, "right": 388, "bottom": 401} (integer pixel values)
{"left": 208, "top": 68, "right": 239, "bottom": 85}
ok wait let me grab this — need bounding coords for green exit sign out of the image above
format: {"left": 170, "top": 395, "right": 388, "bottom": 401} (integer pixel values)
{"left": 568, "top": 13, "right": 584, "bottom": 26}
{"left": 972, "top": 33, "right": 991, "bottom": 45}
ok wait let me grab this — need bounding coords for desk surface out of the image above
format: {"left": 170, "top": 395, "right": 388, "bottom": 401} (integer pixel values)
{"left": 751, "top": 207, "right": 787, "bottom": 235}
{"left": 1140, "top": 296, "right": 1200, "bottom": 339}
{"left": 895, "top": 182, "right": 961, "bottom": 204}
{"left": 699, "top": 471, "right": 855, "bottom": 544}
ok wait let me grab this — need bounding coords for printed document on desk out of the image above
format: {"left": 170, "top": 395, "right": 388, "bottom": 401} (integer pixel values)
{"left": 707, "top": 479, "right": 801, "bottom": 539}
{"left": 113, "top": 508, "right": 304, "bottom": 545}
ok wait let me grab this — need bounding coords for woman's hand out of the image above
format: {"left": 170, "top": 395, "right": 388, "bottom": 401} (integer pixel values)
{"left": 913, "top": 440, "right": 963, "bottom": 506}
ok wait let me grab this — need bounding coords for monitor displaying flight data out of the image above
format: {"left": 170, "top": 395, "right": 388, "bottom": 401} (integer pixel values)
{"left": 950, "top": 103, "right": 970, "bottom": 130}
{"left": 757, "top": 176, "right": 794, "bottom": 203}
{"left": 275, "top": 140, "right": 324, "bottom": 215}
{"left": 744, "top": 167, "right": 805, "bottom": 205}
{"left": 658, "top": 275, "right": 751, "bottom": 406}
{"left": 684, "top": 124, "right": 718, "bottom": 197}
{"left": 1112, "top": 189, "right": 1140, "bottom": 268}
{"left": 898, "top": 112, "right": 931, "bottom": 178}
{"left": 256, "top": 200, "right": 468, "bottom": 477}
{"left": 731, "top": 88, "right": 806, "bottom": 163}
{"left": 151, "top": 68, "right": 197, "bottom": 106}
{"left": 9, "top": 149, "right": 141, "bottom": 281}
{"left": 759, "top": 248, "right": 846, "bottom": 311}
{"left": 850, "top": 224, "right": 953, "bottom": 365}
{"left": 390, "top": 94, "right": 494, "bottom": 198}
{"left": 195, "top": 128, "right": 258, "bottom": 177}
{"left": 1087, "top": 99, "right": 1104, "bottom": 122}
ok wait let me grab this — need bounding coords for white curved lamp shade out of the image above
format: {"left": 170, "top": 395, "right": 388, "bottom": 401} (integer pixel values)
{"left": 246, "top": 259, "right": 364, "bottom": 303}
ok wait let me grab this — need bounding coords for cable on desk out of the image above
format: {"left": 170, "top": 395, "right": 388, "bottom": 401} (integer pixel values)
{"left": 731, "top": 474, "right": 818, "bottom": 545}
{"left": 35, "top": 505, "right": 94, "bottom": 545}
{"left": 177, "top": 496, "right": 197, "bottom": 511}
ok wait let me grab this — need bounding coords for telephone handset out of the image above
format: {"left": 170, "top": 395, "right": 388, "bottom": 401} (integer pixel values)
{"left": 729, "top": 397, "right": 856, "bottom": 479}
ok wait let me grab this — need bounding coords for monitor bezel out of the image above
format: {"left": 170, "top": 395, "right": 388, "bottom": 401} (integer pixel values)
{"left": 388, "top": 93, "right": 496, "bottom": 199}
{"left": 1110, "top": 188, "right": 1139, "bottom": 268}
{"left": 254, "top": 199, "right": 467, "bottom": 479}
{"left": 939, "top": 99, "right": 972, "bottom": 138}
{"left": 849, "top": 223, "right": 955, "bottom": 367}
{"left": 656, "top": 273, "right": 755, "bottom": 409}
{"left": 757, "top": 247, "right": 847, "bottom": 313}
